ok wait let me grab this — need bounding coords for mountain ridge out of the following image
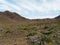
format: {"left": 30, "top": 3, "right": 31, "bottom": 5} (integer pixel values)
{"left": 0, "top": 11, "right": 60, "bottom": 23}
{"left": 0, "top": 11, "right": 29, "bottom": 23}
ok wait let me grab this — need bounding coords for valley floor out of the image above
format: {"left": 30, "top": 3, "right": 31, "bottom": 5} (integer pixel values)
{"left": 0, "top": 21, "right": 60, "bottom": 45}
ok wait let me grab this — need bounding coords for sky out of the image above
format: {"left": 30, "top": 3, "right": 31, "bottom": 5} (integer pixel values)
{"left": 0, "top": 0, "right": 60, "bottom": 19}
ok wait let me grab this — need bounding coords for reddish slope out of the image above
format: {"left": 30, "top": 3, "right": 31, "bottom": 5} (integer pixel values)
{"left": 0, "top": 11, "right": 29, "bottom": 23}
{"left": 0, "top": 12, "right": 16, "bottom": 23}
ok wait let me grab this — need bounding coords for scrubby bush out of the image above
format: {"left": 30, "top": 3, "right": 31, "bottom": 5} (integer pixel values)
{"left": 32, "top": 42, "right": 40, "bottom": 45}
{"left": 42, "top": 36, "right": 52, "bottom": 42}
{"left": 27, "top": 31, "right": 38, "bottom": 37}
{"left": 5, "top": 30, "right": 12, "bottom": 33}
{"left": 17, "top": 25, "right": 27, "bottom": 30}
{"left": 42, "top": 31, "right": 53, "bottom": 35}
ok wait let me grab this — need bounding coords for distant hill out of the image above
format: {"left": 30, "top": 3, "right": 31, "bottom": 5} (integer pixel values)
{"left": 0, "top": 11, "right": 29, "bottom": 23}
{"left": 0, "top": 11, "right": 60, "bottom": 23}
{"left": 55, "top": 15, "right": 60, "bottom": 19}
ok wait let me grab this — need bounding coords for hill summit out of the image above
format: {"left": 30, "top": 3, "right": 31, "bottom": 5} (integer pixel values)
{"left": 0, "top": 11, "right": 29, "bottom": 23}
{"left": 55, "top": 15, "right": 60, "bottom": 19}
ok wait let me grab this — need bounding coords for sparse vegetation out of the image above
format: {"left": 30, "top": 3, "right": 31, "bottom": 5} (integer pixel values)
{"left": 0, "top": 11, "right": 60, "bottom": 45}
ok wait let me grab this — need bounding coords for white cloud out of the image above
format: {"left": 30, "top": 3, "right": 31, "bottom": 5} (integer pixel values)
{"left": 0, "top": 0, "right": 60, "bottom": 19}
{"left": 0, "top": 0, "right": 21, "bottom": 12}
{"left": 17, "top": 0, "right": 60, "bottom": 13}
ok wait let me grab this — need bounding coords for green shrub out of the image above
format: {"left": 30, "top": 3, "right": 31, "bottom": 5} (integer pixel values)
{"left": 18, "top": 26, "right": 27, "bottom": 30}
{"left": 32, "top": 42, "right": 40, "bottom": 45}
{"left": 42, "top": 30, "right": 53, "bottom": 35}
{"left": 27, "top": 31, "right": 38, "bottom": 37}
{"left": 5, "top": 30, "right": 12, "bottom": 33}
{"left": 42, "top": 36, "right": 52, "bottom": 42}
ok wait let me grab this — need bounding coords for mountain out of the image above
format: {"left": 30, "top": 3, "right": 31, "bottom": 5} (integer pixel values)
{"left": 0, "top": 11, "right": 29, "bottom": 23}
{"left": 55, "top": 15, "right": 60, "bottom": 19}
{"left": 0, "top": 11, "right": 60, "bottom": 23}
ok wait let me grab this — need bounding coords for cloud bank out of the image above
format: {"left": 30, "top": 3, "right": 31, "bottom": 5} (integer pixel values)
{"left": 0, "top": 0, "right": 60, "bottom": 19}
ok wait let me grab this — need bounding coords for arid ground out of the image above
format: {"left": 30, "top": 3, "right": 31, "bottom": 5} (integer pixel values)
{"left": 0, "top": 11, "right": 60, "bottom": 45}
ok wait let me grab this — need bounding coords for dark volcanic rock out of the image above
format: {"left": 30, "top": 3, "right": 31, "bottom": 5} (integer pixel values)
{"left": 55, "top": 15, "right": 60, "bottom": 19}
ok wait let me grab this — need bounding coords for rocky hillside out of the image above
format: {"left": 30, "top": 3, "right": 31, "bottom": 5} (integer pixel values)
{"left": 0, "top": 11, "right": 29, "bottom": 23}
